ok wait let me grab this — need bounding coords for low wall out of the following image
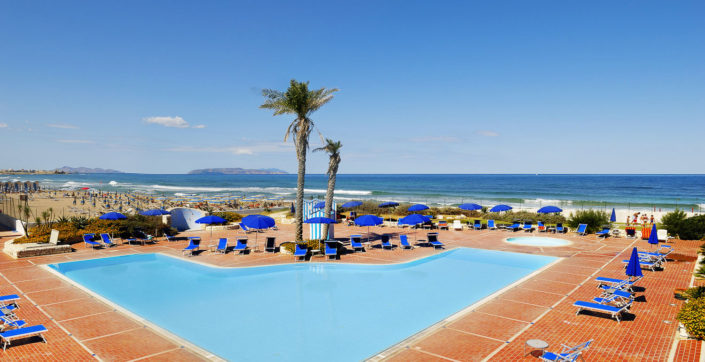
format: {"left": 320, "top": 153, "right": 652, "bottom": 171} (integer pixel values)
{"left": 3, "top": 239, "right": 72, "bottom": 259}
{"left": 0, "top": 212, "right": 25, "bottom": 236}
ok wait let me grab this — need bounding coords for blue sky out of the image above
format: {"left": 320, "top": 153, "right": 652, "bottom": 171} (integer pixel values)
{"left": 1, "top": 1, "right": 703, "bottom": 174}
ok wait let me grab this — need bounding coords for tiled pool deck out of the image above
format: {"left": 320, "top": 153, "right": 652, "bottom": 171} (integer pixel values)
{"left": 0, "top": 225, "right": 702, "bottom": 361}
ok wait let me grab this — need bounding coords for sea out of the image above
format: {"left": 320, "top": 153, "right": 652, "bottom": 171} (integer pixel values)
{"left": 2, "top": 174, "right": 704, "bottom": 211}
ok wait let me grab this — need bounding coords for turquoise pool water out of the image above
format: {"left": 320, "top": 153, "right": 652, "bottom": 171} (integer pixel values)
{"left": 49, "top": 249, "right": 556, "bottom": 361}
{"left": 506, "top": 236, "right": 572, "bottom": 247}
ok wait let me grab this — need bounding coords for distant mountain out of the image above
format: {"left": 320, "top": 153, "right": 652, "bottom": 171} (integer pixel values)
{"left": 56, "top": 166, "right": 124, "bottom": 174}
{"left": 188, "top": 168, "right": 288, "bottom": 175}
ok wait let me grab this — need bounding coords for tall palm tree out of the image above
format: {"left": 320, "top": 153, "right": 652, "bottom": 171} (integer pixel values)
{"left": 260, "top": 80, "right": 338, "bottom": 241}
{"left": 314, "top": 139, "right": 342, "bottom": 239}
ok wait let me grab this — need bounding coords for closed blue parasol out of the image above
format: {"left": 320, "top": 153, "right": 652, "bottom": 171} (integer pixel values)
{"left": 408, "top": 204, "right": 429, "bottom": 212}
{"left": 99, "top": 212, "right": 126, "bottom": 220}
{"left": 625, "top": 247, "right": 643, "bottom": 278}
{"left": 459, "top": 203, "right": 482, "bottom": 211}
{"left": 378, "top": 201, "right": 399, "bottom": 208}
{"left": 537, "top": 206, "right": 562, "bottom": 214}
{"left": 355, "top": 214, "right": 383, "bottom": 242}
{"left": 610, "top": 208, "right": 617, "bottom": 222}
{"left": 648, "top": 223, "right": 659, "bottom": 247}
{"left": 140, "top": 209, "right": 171, "bottom": 216}
{"left": 341, "top": 201, "right": 363, "bottom": 208}
{"left": 304, "top": 217, "right": 336, "bottom": 224}
{"left": 490, "top": 204, "right": 512, "bottom": 212}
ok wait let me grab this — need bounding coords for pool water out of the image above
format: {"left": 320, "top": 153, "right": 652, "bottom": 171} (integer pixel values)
{"left": 506, "top": 236, "right": 572, "bottom": 247}
{"left": 49, "top": 249, "right": 556, "bottom": 361}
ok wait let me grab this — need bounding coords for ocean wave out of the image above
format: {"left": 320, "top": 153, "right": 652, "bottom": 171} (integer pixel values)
{"left": 108, "top": 181, "right": 119, "bottom": 186}
{"left": 304, "top": 188, "right": 373, "bottom": 196}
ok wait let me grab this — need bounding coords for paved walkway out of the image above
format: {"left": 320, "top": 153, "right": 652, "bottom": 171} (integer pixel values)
{"left": 0, "top": 225, "right": 702, "bottom": 361}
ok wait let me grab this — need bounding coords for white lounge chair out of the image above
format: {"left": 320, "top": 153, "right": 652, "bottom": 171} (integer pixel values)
{"left": 657, "top": 229, "right": 674, "bottom": 242}
{"left": 452, "top": 220, "right": 463, "bottom": 230}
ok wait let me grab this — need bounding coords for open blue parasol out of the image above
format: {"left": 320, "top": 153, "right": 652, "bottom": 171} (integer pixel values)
{"left": 341, "top": 201, "right": 363, "bottom": 208}
{"left": 537, "top": 206, "right": 562, "bottom": 214}
{"left": 354, "top": 214, "right": 383, "bottom": 242}
{"left": 378, "top": 201, "right": 399, "bottom": 208}
{"left": 140, "top": 209, "right": 170, "bottom": 216}
{"left": 489, "top": 204, "right": 512, "bottom": 212}
{"left": 459, "top": 203, "right": 482, "bottom": 211}
{"left": 398, "top": 214, "right": 431, "bottom": 241}
{"left": 408, "top": 204, "right": 429, "bottom": 212}
{"left": 99, "top": 212, "right": 126, "bottom": 220}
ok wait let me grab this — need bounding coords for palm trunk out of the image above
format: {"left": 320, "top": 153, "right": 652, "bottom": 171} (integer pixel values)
{"left": 294, "top": 142, "right": 306, "bottom": 242}
{"left": 322, "top": 161, "right": 339, "bottom": 239}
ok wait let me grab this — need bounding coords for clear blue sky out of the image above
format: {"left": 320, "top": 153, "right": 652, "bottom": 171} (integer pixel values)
{"left": 1, "top": 1, "right": 703, "bottom": 174}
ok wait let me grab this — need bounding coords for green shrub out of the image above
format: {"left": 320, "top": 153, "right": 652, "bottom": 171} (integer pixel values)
{"left": 212, "top": 212, "right": 243, "bottom": 223}
{"left": 678, "top": 297, "right": 705, "bottom": 339}
{"left": 661, "top": 209, "right": 688, "bottom": 237}
{"left": 485, "top": 210, "right": 566, "bottom": 224}
{"left": 684, "top": 287, "right": 705, "bottom": 300}
{"left": 677, "top": 215, "right": 705, "bottom": 241}
{"left": 567, "top": 209, "right": 610, "bottom": 234}
{"left": 281, "top": 240, "right": 323, "bottom": 254}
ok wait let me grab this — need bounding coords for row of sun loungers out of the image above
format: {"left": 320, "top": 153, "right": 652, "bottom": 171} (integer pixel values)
{"left": 0, "top": 294, "right": 48, "bottom": 350}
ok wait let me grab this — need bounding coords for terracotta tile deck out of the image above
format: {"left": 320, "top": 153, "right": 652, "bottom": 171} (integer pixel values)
{"left": 1, "top": 225, "right": 703, "bottom": 361}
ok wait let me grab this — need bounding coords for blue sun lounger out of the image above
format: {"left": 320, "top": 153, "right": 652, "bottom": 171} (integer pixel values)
{"left": 239, "top": 223, "right": 253, "bottom": 233}
{"left": 594, "top": 289, "right": 634, "bottom": 307}
{"left": 380, "top": 235, "right": 393, "bottom": 249}
{"left": 595, "top": 276, "right": 640, "bottom": 291}
{"left": 622, "top": 259, "right": 659, "bottom": 271}
{"left": 324, "top": 241, "right": 338, "bottom": 260}
{"left": 537, "top": 221, "right": 546, "bottom": 232}
{"left": 473, "top": 220, "right": 482, "bottom": 230}
{"left": 427, "top": 233, "right": 444, "bottom": 249}
{"left": 399, "top": 235, "right": 413, "bottom": 250}
{"left": 523, "top": 221, "right": 535, "bottom": 233}
{"left": 234, "top": 239, "right": 248, "bottom": 255}
{"left": 555, "top": 223, "right": 566, "bottom": 233}
{"left": 350, "top": 235, "right": 364, "bottom": 252}
{"left": 294, "top": 243, "right": 308, "bottom": 262}
{"left": 506, "top": 222, "right": 521, "bottom": 232}
{"left": 0, "top": 324, "right": 48, "bottom": 350}
{"left": 540, "top": 340, "right": 592, "bottom": 362}
{"left": 575, "top": 224, "right": 588, "bottom": 236}
{"left": 0, "top": 314, "right": 26, "bottom": 331}
{"left": 595, "top": 227, "right": 610, "bottom": 238}
{"left": 487, "top": 220, "right": 497, "bottom": 230}
{"left": 0, "top": 294, "right": 20, "bottom": 308}
{"left": 215, "top": 238, "right": 228, "bottom": 254}
{"left": 573, "top": 300, "right": 631, "bottom": 322}
{"left": 182, "top": 238, "right": 200, "bottom": 256}
{"left": 100, "top": 233, "right": 117, "bottom": 247}
{"left": 83, "top": 234, "right": 102, "bottom": 249}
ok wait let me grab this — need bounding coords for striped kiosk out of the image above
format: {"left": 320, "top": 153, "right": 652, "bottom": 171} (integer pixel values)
{"left": 303, "top": 200, "right": 336, "bottom": 240}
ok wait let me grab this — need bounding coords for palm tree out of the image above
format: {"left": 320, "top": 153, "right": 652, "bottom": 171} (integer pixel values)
{"left": 314, "top": 139, "right": 342, "bottom": 239}
{"left": 260, "top": 80, "right": 338, "bottom": 241}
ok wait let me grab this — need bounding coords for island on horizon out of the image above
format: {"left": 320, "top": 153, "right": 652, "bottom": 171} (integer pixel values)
{"left": 188, "top": 167, "right": 288, "bottom": 175}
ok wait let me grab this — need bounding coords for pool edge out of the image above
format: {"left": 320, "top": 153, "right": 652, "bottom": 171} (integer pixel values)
{"left": 41, "top": 264, "right": 226, "bottom": 362}
{"left": 364, "top": 255, "right": 564, "bottom": 361}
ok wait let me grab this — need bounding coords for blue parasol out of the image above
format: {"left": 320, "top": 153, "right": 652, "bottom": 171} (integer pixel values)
{"left": 489, "top": 204, "right": 512, "bottom": 212}
{"left": 408, "top": 204, "right": 429, "bottom": 212}
{"left": 241, "top": 214, "right": 276, "bottom": 230}
{"left": 398, "top": 214, "right": 431, "bottom": 241}
{"left": 625, "top": 247, "right": 643, "bottom": 278}
{"left": 610, "top": 208, "right": 617, "bottom": 223}
{"left": 140, "top": 209, "right": 171, "bottom": 216}
{"left": 99, "top": 212, "right": 126, "bottom": 220}
{"left": 537, "top": 206, "right": 562, "bottom": 214}
{"left": 341, "top": 201, "right": 363, "bottom": 208}
{"left": 459, "top": 203, "right": 482, "bottom": 211}
{"left": 313, "top": 201, "right": 326, "bottom": 210}
{"left": 378, "top": 201, "right": 399, "bottom": 208}
{"left": 648, "top": 223, "right": 659, "bottom": 248}
{"left": 354, "top": 214, "right": 384, "bottom": 242}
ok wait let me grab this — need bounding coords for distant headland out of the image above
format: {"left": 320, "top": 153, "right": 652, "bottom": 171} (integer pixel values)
{"left": 187, "top": 168, "right": 288, "bottom": 175}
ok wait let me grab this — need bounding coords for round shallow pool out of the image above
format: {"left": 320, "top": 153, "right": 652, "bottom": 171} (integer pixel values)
{"left": 505, "top": 236, "right": 572, "bottom": 247}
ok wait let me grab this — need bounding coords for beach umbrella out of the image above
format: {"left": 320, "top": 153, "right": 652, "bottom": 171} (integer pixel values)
{"left": 313, "top": 201, "right": 326, "bottom": 210}
{"left": 610, "top": 208, "right": 617, "bottom": 223}
{"left": 355, "top": 214, "right": 384, "bottom": 242}
{"left": 140, "top": 209, "right": 170, "bottom": 216}
{"left": 304, "top": 217, "right": 336, "bottom": 224}
{"left": 341, "top": 201, "right": 363, "bottom": 208}
{"left": 648, "top": 223, "right": 659, "bottom": 249}
{"left": 99, "top": 212, "right": 126, "bottom": 220}
{"left": 241, "top": 214, "right": 276, "bottom": 250}
{"left": 537, "top": 206, "right": 562, "bottom": 214}
{"left": 625, "top": 247, "right": 643, "bottom": 279}
{"left": 195, "top": 215, "right": 228, "bottom": 238}
{"left": 398, "top": 214, "right": 431, "bottom": 241}
{"left": 378, "top": 201, "right": 399, "bottom": 208}
{"left": 408, "top": 204, "right": 429, "bottom": 212}
{"left": 459, "top": 203, "right": 482, "bottom": 211}
{"left": 290, "top": 203, "right": 295, "bottom": 214}
{"left": 490, "top": 204, "right": 513, "bottom": 212}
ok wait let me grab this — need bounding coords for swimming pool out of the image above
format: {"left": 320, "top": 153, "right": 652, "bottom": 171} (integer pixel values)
{"left": 506, "top": 236, "right": 572, "bottom": 247}
{"left": 48, "top": 249, "right": 556, "bottom": 361}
